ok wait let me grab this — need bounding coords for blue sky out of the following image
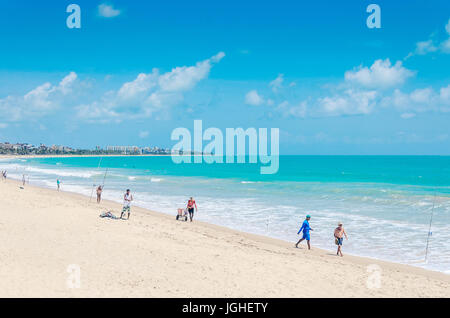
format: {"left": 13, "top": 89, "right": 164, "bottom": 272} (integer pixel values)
{"left": 0, "top": 0, "right": 449, "bottom": 154}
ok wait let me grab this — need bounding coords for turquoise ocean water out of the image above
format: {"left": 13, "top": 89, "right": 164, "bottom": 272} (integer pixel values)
{"left": 1, "top": 155, "right": 449, "bottom": 273}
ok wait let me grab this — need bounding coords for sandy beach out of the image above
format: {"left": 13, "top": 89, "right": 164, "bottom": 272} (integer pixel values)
{"left": 0, "top": 178, "right": 449, "bottom": 298}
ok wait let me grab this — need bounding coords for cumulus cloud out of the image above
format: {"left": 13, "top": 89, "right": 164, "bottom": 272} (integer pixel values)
{"left": 440, "top": 38, "right": 450, "bottom": 53}
{"left": 317, "top": 90, "right": 377, "bottom": 116}
{"left": 440, "top": 18, "right": 450, "bottom": 53}
{"left": 276, "top": 101, "right": 307, "bottom": 118}
{"left": 266, "top": 52, "right": 449, "bottom": 119}
{"left": 139, "top": 130, "right": 149, "bottom": 138}
{"left": 269, "top": 74, "right": 284, "bottom": 92}
{"left": 381, "top": 85, "right": 450, "bottom": 114}
{"left": 344, "top": 59, "right": 414, "bottom": 89}
{"left": 158, "top": 54, "right": 223, "bottom": 92}
{"left": 412, "top": 40, "right": 438, "bottom": 55}
{"left": 400, "top": 113, "right": 416, "bottom": 119}
{"left": 76, "top": 52, "right": 225, "bottom": 122}
{"left": 0, "top": 72, "right": 78, "bottom": 121}
{"left": 274, "top": 90, "right": 377, "bottom": 118}
{"left": 440, "top": 84, "right": 450, "bottom": 101}
{"left": 407, "top": 18, "right": 450, "bottom": 57}
{"left": 245, "top": 90, "right": 264, "bottom": 106}
{"left": 98, "top": 3, "right": 121, "bottom": 18}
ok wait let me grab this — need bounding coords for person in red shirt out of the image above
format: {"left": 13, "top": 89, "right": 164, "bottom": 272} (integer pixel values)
{"left": 186, "top": 197, "right": 198, "bottom": 222}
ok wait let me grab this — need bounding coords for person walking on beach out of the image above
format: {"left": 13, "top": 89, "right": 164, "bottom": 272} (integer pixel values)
{"left": 295, "top": 215, "right": 313, "bottom": 250}
{"left": 186, "top": 197, "right": 197, "bottom": 222}
{"left": 56, "top": 178, "right": 61, "bottom": 191}
{"left": 22, "top": 174, "right": 26, "bottom": 187}
{"left": 120, "top": 189, "right": 133, "bottom": 220}
{"left": 334, "top": 222, "right": 348, "bottom": 257}
{"left": 96, "top": 185, "right": 103, "bottom": 203}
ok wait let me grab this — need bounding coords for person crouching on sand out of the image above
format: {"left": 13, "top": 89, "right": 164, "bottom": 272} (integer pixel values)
{"left": 295, "top": 215, "right": 313, "bottom": 250}
{"left": 334, "top": 222, "right": 348, "bottom": 257}
{"left": 120, "top": 189, "right": 133, "bottom": 220}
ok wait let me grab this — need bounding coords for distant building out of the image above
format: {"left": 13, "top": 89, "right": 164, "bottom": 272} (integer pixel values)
{"left": 106, "top": 146, "right": 141, "bottom": 154}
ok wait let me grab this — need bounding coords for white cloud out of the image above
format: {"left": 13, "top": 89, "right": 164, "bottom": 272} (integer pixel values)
{"left": 276, "top": 101, "right": 307, "bottom": 118}
{"left": 211, "top": 51, "right": 225, "bottom": 62}
{"left": 118, "top": 71, "right": 158, "bottom": 100}
{"left": 440, "top": 84, "right": 450, "bottom": 102}
{"left": 159, "top": 52, "right": 224, "bottom": 92}
{"left": 317, "top": 90, "right": 377, "bottom": 116}
{"left": 245, "top": 90, "right": 264, "bottom": 106}
{"left": 400, "top": 113, "right": 416, "bottom": 119}
{"left": 0, "top": 72, "right": 78, "bottom": 121}
{"left": 269, "top": 74, "right": 284, "bottom": 92}
{"left": 410, "top": 87, "right": 434, "bottom": 104}
{"left": 0, "top": 123, "right": 8, "bottom": 129}
{"left": 269, "top": 53, "right": 447, "bottom": 119}
{"left": 381, "top": 85, "right": 450, "bottom": 114}
{"left": 58, "top": 71, "right": 77, "bottom": 94}
{"left": 139, "top": 130, "right": 149, "bottom": 138}
{"left": 98, "top": 3, "right": 121, "bottom": 18}
{"left": 413, "top": 40, "right": 438, "bottom": 55}
{"left": 345, "top": 59, "right": 414, "bottom": 89}
{"left": 440, "top": 38, "right": 450, "bottom": 53}
{"left": 275, "top": 90, "right": 377, "bottom": 118}
{"left": 76, "top": 52, "right": 225, "bottom": 122}
{"left": 407, "top": 18, "right": 450, "bottom": 57}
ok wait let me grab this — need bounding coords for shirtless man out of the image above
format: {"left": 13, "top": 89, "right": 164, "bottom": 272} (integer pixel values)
{"left": 186, "top": 197, "right": 198, "bottom": 222}
{"left": 120, "top": 189, "right": 133, "bottom": 220}
{"left": 334, "top": 222, "right": 348, "bottom": 257}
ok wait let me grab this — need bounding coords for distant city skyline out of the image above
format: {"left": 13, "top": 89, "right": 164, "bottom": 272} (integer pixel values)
{"left": 0, "top": 1, "right": 449, "bottom": 155}
{"left": 0, "top": 140, "right": 176, "bottom": 155}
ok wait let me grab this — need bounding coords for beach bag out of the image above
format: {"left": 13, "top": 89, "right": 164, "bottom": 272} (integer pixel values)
{"left": 99, "top": 211, "right": 119, "bottom": 219}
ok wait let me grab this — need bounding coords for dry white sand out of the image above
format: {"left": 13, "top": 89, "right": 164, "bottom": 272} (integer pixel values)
{"left": 0, "top": 178, "right": 449, "bottom": 298}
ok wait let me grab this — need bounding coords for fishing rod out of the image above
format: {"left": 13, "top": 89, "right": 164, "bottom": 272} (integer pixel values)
{"left": 89, "top": 157, "right": 103, "bottom": 202}
{"left": 424, "top": 189, "right": 438, "bottom": 263}
{"left": 101, "top": 168, "right": 108, "bottom": 188}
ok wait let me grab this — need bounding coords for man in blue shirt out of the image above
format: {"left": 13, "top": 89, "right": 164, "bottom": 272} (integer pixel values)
{"left": 295, "top": 215, "right": 313, "bottom": 250}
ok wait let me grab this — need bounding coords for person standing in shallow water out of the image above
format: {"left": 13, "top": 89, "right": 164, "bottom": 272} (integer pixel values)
{"left": 56, "top": 179, "right": 61, "bottom": 191}
{"left": 295, "top": 215, "right": 313, "bottom": 250}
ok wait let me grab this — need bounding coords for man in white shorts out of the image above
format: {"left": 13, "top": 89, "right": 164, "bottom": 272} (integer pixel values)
{"left": 120, "top": 189, "right": 133, "bottom": 220}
